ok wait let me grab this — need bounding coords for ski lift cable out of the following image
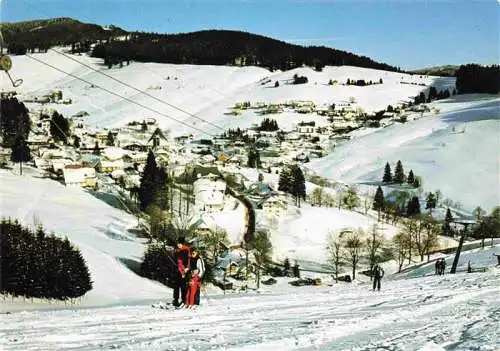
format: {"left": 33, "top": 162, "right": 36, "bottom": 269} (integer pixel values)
{"left": 16, "top": 0, "right": 227, "bottom": 134}
{"left": 49, "top": 48, "right": 227, "bottom": 132}
{"left": 25, "top": 54, "right": 216, "bottom": 137}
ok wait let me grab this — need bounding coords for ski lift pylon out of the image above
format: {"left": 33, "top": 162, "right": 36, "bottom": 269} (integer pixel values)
{"left": 0, "top": 54, "right": 23, "bottom": 87}
{"left": 0, "top": 32, "right": 23, "bottom": 87}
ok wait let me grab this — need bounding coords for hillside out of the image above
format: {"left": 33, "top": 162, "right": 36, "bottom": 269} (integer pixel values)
{"left": 411, "top": 65, "right": 459, "bottom": 77}
{"left": 1, "top": 17, "right": 400, "bottom": 72}
{"left": 1, "top": 51, "right": 452, "bottom": 136}
{"left": 2, "top": 246, "right": 499, "bottom": 350}
{"left": 0, "top": 18, "right": 126, "bottom": 54}
{"left": 90, "top": 29, "right": 401, "bottom": 72}
{"left": 6, "top": 52, "right": 496, "bottom": 214}
{"left": 309, "top": 95, "right": 500, "bottom": 212}
{"left": 0, "top": 167, "right": 169, "bottom": 307}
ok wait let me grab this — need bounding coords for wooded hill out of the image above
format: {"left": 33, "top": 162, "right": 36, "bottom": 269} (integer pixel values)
{"left": 0, "top": 17, "right": 126, "bottom": 54}
{"left": 1, "top": 17, "right": 401, "bottom": 72}
{"left": 410, "top": 65, "right": 459, "bottom": 77}
{"left": 91, "top": 29, "right": 402, "bottom": 72}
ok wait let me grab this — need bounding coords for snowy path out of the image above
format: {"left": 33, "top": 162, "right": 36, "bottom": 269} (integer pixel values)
{"left": 2, "top": 270, "right": 499, "bottom": 351}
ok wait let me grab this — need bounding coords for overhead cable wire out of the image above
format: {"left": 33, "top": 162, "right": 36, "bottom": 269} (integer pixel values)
{"left": 49, "top": 48, "right": 227, "bottom": 132}
{"left": 25, "top": 54, "right": 217, "bottom": 137}
{"left": 18, "top": 0, "right": 228, "bottom": 136}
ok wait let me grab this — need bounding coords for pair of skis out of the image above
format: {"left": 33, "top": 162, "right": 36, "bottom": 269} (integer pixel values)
{"left": 151, "top": 302, "right": 198, "bottom": 310}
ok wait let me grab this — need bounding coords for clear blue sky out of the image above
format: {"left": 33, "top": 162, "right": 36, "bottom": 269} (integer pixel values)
{"left": 1, "top": 0, "right": 499, "bottom": 70}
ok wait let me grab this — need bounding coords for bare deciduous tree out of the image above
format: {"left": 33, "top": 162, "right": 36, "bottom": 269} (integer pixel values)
{"left": 326, "top": 231, "right": 345, "bottom": 282}
{"left": 401, "top": 218, "right": 417, "bottom": 264}
{"left": 422, "top": 220, "right": 440, "bottom": 261}
{"left": 248, "top": 229, "right": 273, "bottom": 288}
{"left": 344, "top": 229, "right": 364, "bottom": 280}
{"left": 362, "top": 191, "right": 373, "bottom": 215}
{"left": 310, "top": 187, "right": 324, "bottom": 207}
{"left": 203, "top": 226, "right": 229, "bottom": 261}
{"left": 146, "top": 204, "right": 169, "bottom": 243}
{"left": 366, "top": 224, "right": 384, "bottom": 276}
{"left": 393, "top": 231, "right": 411, "bottom": 272}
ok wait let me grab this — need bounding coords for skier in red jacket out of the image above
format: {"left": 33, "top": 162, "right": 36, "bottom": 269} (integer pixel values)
{"left": 185, "top": 248, "right": 205, "bottom": 308}
{"left": 172, "top": 237, "right": 190, "bottom": 307}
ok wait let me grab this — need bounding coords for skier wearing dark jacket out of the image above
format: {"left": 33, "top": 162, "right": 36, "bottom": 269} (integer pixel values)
{"left": 372, "top": 264, "right": 384, "bottom": 291}
{"left": 172, "top": 237, "right": 190, "bottom": 307}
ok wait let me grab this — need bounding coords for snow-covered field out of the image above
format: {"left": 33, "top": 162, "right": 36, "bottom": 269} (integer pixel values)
{"left": 272, "top": 206, "right": 398, "bottom": 264}
{"left": 0, "top": 167, "right": 169, "bottom": 307}
{"left": 2, "top": 52, "right": 499, "bottom": 350}
{"left": 309, "top": 95, "right": 500, "bottom": 212}
{"left": 3, "top": 51, "right": 453, "bottom": 137}
{"left": 2, "top": 247, "right": 499, "bottom": 351}
{"left": 4, "top": 51, "right": 496, "bottom": 213}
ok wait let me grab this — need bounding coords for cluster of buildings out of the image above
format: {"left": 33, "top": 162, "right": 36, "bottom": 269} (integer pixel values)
{"left": 5, "top": 88, "right": 424, "bottom": 226}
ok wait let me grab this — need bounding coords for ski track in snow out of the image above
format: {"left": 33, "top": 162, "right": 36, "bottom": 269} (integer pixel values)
{"left": 2, "top": 270, "right": 499, "bottom": 351}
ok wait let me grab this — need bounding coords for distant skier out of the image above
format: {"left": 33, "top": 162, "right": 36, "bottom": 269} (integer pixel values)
{"left": 440, "top": 259, "right": 446, "bottom": 275}
{"left": 172, "top": 237, "right": 190, "bottom": 307}
{"left": 435, "top": 259, "right": 440, "bottom": 275}
{"left": 283, "top": 258, "right": 291, "bottom": 277}
{"left": 185, "top": 247, "right": 205, "bottom": 308}
{"left": 372, "top": 264, "right": 384, "bottom": 291}
{"left": 293, "top": 262, "right": 300, "bottom": 278}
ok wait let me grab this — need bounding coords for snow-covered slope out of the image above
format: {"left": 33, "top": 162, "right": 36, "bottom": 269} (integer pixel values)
{"left": 3, "top": 51, "right": 453, "bottom": 136}
{"left": 0, "top": 168, "right": 169, "bottom": 306}
{"left": 309, "top": 95, "right": 500, "bottom": 212}
{"left": 272, "top": 206, "right": 398, "bottom": 264}
{"left": 2, "top": 247, "right": 499, "bottom": 350}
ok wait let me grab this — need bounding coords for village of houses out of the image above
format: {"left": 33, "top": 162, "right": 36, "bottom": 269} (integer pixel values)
{"left": 0, "top": 85, "right": 436, "bottom": 254}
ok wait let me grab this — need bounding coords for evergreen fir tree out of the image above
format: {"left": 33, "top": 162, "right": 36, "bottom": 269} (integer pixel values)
{"left": 73, "top": 135, "right": 81, "bottom": 148}
{"left": 278, "top": 167, "right": 292, "bottom": 194}
{"left": 93, "top": 141, "right": 100, "bottom": 155}
{"left": 246, "top": 150, "right": 254, "bottom": 168}
{"left": 283, "top": 258, "right": 290, "bottom": 275}
{"left": 407, "top": 170, "right": 415, "bottom": 184}
{"left": 246, "top": 148, "right": 261, "bottom": 168}
{"left": 413, "top": 176, "right": 422, "bottom": 188}
{"left": 425, "top": 192, "right": 437, "bottom": 213}
{"left": 443, "top": 208, "right": 454, "bottom": 236}
{"left": 140, "top": 244, "right": 177, "bottom": 287}
{"left": 50, "top": 112, "right": 70, "bottom": 144}
{"left": 394, "top": 160, "right": 405, "bottom": 184}
{"left": 153, "top": 167, "right": 170, "bottom": 211}
{"left": 10, "top": 136, "right": 30, "bottom": 162}
{"left": 1, "top": 97, "right": 31, "bottom": 147}
{"left": 139, "top": 150, "right": 160, "bottom": 210}
{"left": 382, "top": 162, "right": 392, "bottom": 183}
{"left": 373, "top": 186, "right": 385, "bottom": 211}
{"left": 0, "top": 219, "right": 92, "bottom": 300}
{"left": 406, "top": 196, "right": 421, "bottom": 216}
{"left": 106, "top": 131, "right": 115, "bottom": 146}
{"left": 290, "top": 165, "right": 306, "bottom": 207}
{"left": 255, "top": 149, "right": 262, "bottom": 168}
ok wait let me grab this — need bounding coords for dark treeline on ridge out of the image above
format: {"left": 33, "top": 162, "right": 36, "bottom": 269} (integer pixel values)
{"left": 1, "top": 17, "right": 126, "bottom": 54}
{"left": 1, "top": 17, "right": 400, "bottom": 72}
{"left": 455, "top": 64, "right": 500, "bottom": 94}
{"left": 91, "top": 30, "right": 401, "bottom": 72}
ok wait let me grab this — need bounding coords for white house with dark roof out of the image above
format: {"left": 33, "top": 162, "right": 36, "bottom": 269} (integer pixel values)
{"left": 62, "top": 163, "right": 97, "bottom": 188}
{"left": 193, "top": 177, "right": 227, "bottom": 212}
